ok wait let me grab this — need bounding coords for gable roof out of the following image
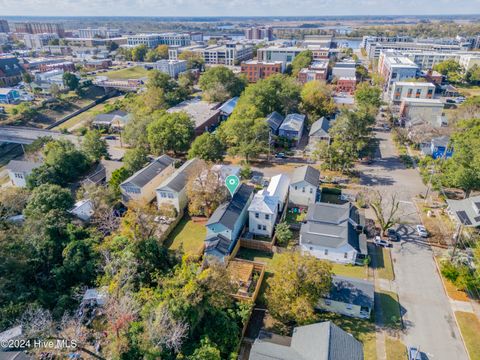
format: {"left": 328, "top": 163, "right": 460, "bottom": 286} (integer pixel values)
{"left": 204, "top": 233, "right": 232, "bottom": 257}
{"left": 6, "top": 160, "right": 42, "bottom": 173}
{"left": 327, "top": 276, "right": 375, "bottom": 309}
{"left": 431, "top": 135, "right": 449, "bottom": 148}
{"left": 121, "top": 155, "right": 174, "bottom": 189}
{"left": 218, "top": 96, "right": 239, "bottom": 116}
{"left": 156, "top": 158, "right": 199, "bottom": 193}
{"left": 279, "top": 113, "right": 306, "bottom": 132}
{"left": 266, "top": 111, "right": 285, "bottom": 133}
{"left": 446, "top": 195, "right": 480, "bottom": 227}
{"left": 291, "top": 165, "right": 320, "bottom": 187}
{"left": 266, "top": 174, "right": 290, "bottom": 203}
{"left": 206, "top": 183, "right": 254, "bottom": 230}
{"left": 249, "top": 321, "right": 363, "bottom": 360}
{"left": 0, "top": 57, "right": 24, "bottom": 78}
{"left": 309, "top": 117, "right": 330, "bottom": 137}
{"left": 248, "top": 192, "right": 278, "bottom": 214}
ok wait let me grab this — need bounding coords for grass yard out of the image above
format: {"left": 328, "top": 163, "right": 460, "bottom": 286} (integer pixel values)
{"left": 370, "top": 246, "right": 395, "bottom": 281}
{"left": 331, "top": 262, "right": 368, "bottom": 280}
{"left": 165, "top": 216, "right": 206, "bottom": 255}
{"left": 457, "top": 85, "right": 480, "bottom": 97}
{"left": 235, "top": 248, "right": 275, "bottom": 269}
{"left": 319, "top": 313, "right": 377, "bottom": 360}
{"left": 455, "top": 311, "right": 480, "bottom": 360}
{"left": 436, "top": 260, "right": 470, "bottom": 302}
{"left": 376, "top": 290, "right": 402, "bottom": 329}
{"left": 386, "top": 337, "right": 406, "bottom": 360}
{"left": 285, "top": 209, "right": 306, "bottom": 224}
{"left": 102, "top": 66, "right": 149, "bottom": 80}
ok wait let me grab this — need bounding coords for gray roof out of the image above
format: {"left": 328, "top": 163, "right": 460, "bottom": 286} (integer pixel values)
{"left": 309, "top": 117, "right": 330, "bottom": 137}
{"left": 431, "top": 135, "right": 449, "bottom": 148}
{"left": 204, "top": 233, "right": 232, "bottom": 257}
{"left": 279, "top": 113, "right": 305, "bottom": 133}
{"left": 291, "top": 165, "right": 320, "bottom": 187}
{"left": 6, "top": 160, "right": 42, "bottom": 173}
{"left": 218, "top": 97, "right": 239, "bottom": 116}
{"left": 206, "top": 183, "right": 254, "bottom": 230}
{"left": 0, "top": 57, "right": 24, "bottom": 78}
{"left": 446, "top": 195, "right": 480, "bottom": 227}
{"left": 327, "top": 276, "right": 375, "bottom": 309}
{"left": 266, "top": 111, "right": 285, "bottom": 133}
{"left": 121, "top": 155, "right": 174, "bottom": 189}
{"left": 300, "top": 202, "right": 363, "bottom": 252}
{"left": 157, "top": 158, "right": 199, "bottom": 193}
{"left": 249, "top": 321, "right": 363, "bottom": 360}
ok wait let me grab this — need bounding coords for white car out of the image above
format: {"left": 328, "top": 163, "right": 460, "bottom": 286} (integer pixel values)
{"left": 416, "top": 225, "right": 428, "bottom": 238}
{"left": 374, "top": 236, "right": 392, "bottom": 248}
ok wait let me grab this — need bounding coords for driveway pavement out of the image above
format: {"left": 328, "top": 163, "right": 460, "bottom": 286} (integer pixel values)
{"left": 360, "top": 130, "right": 468, "bottom": 360}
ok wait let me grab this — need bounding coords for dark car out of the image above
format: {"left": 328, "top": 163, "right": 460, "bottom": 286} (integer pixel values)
{"left": 387, "top": 228, "right": 399, "bottom": 241}
{"left": 274, "top": 152, "right": 286, "bottom": 159}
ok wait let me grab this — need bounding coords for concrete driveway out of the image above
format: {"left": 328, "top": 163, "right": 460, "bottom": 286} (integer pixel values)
{"left": 360, "top": 130, "right": 468, "bottom": 360}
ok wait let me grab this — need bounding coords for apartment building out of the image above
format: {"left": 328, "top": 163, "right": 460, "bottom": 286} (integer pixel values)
{"left": 361, "top": 35, "right": 413, "bottom": 49}
{"left": 38, "top": 61, "right": 75, "bottom": 72}
{"left": 152, "top": 59, "right": 187, "bottom": 78}
{"left": 202, "top": 43, "right": 253, "bottom": 66}
{"left": 390, "top": 82, "right": 436, "bottom": 104}
{"left": 297, "top": 60, "right": 329, "bottom": 84}
{"left": 459, "top": 54, "right": 480, "bottom": 71}
{"left": 13, "top": 22, "right": 65, "bottom": 37}
{"left": 241, "top": 60, "right": 283, "bottom": 82}
{"left": 332, "top": 61, "right": 356, "bottom": 79}
{"left": 127, "top": 33, "right": 191, "bottom": 48}
{"left": 336, "top": 77, "right": 357, "bottom": 95}
{"left": 78, "top": 28, "right": 121, "bottom": 39}
{"left": 23, "top": 33, "right": 59, "bottom": 49}
{"left": 244, "top": 26, "right": 273, "bottom": 41}
{"left": 257, "top": 46, "right": 303, "bottom": 64}
{"left": 378, "top": 51, "right": 419, "bottom": 93}
{"left": 367, "top": 41, "right": 462, "bottom": 60}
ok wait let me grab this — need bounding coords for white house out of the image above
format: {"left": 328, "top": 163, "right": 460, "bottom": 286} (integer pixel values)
{"left": 248, "top": 193, "right": 278, "bottom": 237}
{"left": 120, "top": 155, "right": 175, "bottom": 204}
{"left": 265, "top": 174, "right": 290, "bottom": 211}
{"left": 5, "top": 160, "right": 42, "bottom": 187}
{"left": 289, "top": 165, "right": 320, "bottom": 207}
{"left": 156, "top": 158, "right": 199, "bottom": 213}
{"left": 300, "top": 202, "right": 367, "bottom": 264}
{"left": 70, "top": 199, "right": 94, "bottom": 221}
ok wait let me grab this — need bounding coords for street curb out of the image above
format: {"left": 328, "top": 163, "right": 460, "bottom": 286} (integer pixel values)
{"left": 432, "top": 255, "right": 472, "bottom": 360}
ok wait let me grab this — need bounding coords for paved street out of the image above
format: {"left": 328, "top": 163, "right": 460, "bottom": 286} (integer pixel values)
{"left": 363, "top": 130, "right": 468, "bottom": 360}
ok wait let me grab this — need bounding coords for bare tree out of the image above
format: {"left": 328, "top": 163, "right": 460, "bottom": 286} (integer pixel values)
{"left": 146, "top": 304, "right": 189, "bottom": 353}
{"left": 368, "top": 190, "right": 402, "bottom": 234}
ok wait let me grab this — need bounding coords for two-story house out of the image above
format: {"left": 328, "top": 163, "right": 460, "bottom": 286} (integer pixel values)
{"left": 300, "top": 202, "right": 367, "bottom": 264}
{"left": 289, "top": 165, "right": 320, "bottom": 207}
{"left": 120, "top": 155, "right": 175, "bottom": 204}
{"left": 278, "top": 113, "right": 306, "bottom": 146}
{"left": 204, "top": 184, "right": 254, "bottom": 262}
{"left": 156, "top": 158, "right": 199, "bottom": 213}
{"left": 6, "top": 160, "right": 42, "bottom": 187}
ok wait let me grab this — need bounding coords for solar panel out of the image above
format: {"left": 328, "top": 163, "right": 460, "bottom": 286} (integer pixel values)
{"left": 456, "top": 211, "right": 472, "bottom": 226}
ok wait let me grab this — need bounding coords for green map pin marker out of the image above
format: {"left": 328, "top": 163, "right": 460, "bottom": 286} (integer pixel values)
{"left": 225, "top": 175, "right": 240, "bottom": 196}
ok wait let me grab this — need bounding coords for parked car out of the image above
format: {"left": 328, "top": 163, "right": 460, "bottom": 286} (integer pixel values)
{"left": 104, "top": 135, "right": 117, "bottom": 140}
{"left": 416, "top": 225, "right": 428, "bottom": 238}
{"left": 408, "top": 347, "right": 423, "bottom": 360}
{"left": 274, "top": 152, "right": 286, "bottom": 159}
{"left": 374, "top": 236, "right": 392, "bottom": 248}
{"left": 387, "top": 228, "right": 399, "bottom": 241}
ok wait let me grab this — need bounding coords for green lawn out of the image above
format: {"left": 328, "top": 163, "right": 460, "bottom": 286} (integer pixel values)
{"left": 165, "top": 216, "right": 206, "bottom": 255}
{"left": 102, "top": 66, "right": 149, "bottom": 80}
{"left": 377, "top": 290, "right": 402, "bottom": 329}
{"left": 386, "top": 337, "right": 406, "bottom": 360}
{"left": 370, "top": 246, "right": 395, "bottom": 281}
{"left": 331, "top": 263, "right": 368, "bottom": 279}
{"left": 319, "top": 313, "right": 377, "bottom": 360}
{"left": 455, "top": 311, "right": 480, "bottom": 360}
{"left": 235, "top": 248, "right": 275, "bottom": 268}
{"left": 285, "top": 209, "right": 306, "bottom": 224}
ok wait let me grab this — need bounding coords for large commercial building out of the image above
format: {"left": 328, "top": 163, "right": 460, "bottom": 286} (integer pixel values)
{"left": 78, "top": 28, "right": 121, "bottom": 39}
{"left": 390, "top": 81, "right": 436, "bottom": 104}
{"left": 23, "top": 33, "right": 59, "bottom": 49}
{"left": 378, "top": 51, "right": 419, "bottom": 93}
{"left": 152, "top": 59, "right": 187, "bottom": 78}
{"left": 367, "top": 41, "right": 462, "bottom": 60}
{"left": 244, "top": 26, "right": 273, "bottom": 41}
{"left": 127, "top": 33, "right": 191, "bottom": 48}
{"left": 361, "top": 35, "right": 414, "bottom": 49}
{"left": 331, "top": 61, "right": 356, "bottom": 79}
{"left": 257, "top": 46, "right": 304, "bottom": 64}
{"left": 13, "top": 22, "right": 65, "bottom": 37}
{"left": 0, "top": 20, "right": 9, "bottom": 33}
{"left": 241, "top": 60, "right": 283, "bottom": 82}
{"left": 202, "top": 43, "right": 253, "bottom": 66}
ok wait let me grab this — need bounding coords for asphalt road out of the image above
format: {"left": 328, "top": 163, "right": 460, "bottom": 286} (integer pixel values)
{"left": 362, "top": 130, "right": 468, "bottom": 360}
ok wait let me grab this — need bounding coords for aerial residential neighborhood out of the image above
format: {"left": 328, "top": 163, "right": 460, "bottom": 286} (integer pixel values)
{"left": 0, "top": 3, "right": 480, "bottom": 360}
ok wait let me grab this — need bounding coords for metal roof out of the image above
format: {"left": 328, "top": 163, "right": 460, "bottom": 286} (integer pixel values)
{"left": 121, "top": 155, "right": 174, "bottom": 189}
{"left": 156, "top": 158, "right": 199, "bottom": 193}
{"left": 326, "top": 276, "right": 375, "bottom": 309}
{"left": 309, "top": 117, "right": 331, "bottom": 137}
{"left": 279, "top": 113, "right": 305, "bottom": 133}
{"left": 266, "top": 111, "right": 285, "bottom": 133}
{"left": 6, "top": 160, "right": 42, "bottom": 173}
{"left": 218, "top": 97, "right": 239, "bottom": 116}
{"left": 290, "top": 165, "right": 320, "bottom": 187}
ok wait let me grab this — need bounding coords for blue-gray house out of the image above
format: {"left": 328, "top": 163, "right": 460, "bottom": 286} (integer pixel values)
{"left": 266, "top": 111, "right": 285, "bottom": 135}
{"left": 278, "top": 113, "right": 306, "bottom": 146}
{"left": 421, "top": 135, "right": 453, "bottom": 160}
{"left": 204, "top": 184, "right": 254, "bottom": 261}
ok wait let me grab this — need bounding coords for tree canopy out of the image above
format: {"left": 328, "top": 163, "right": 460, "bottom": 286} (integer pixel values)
{"left": 147, "top": 112, "right": 195, "bottom": 154}
{"left": 188, "top": 132, "right": 225, "bottom": 163}
{"left": 199, "top": 66, "right": 247, "bottom": 102}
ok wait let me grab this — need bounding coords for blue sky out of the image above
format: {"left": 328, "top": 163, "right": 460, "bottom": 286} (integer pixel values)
{"left": 1, "top": 0, "right": 480, "bottom": 16}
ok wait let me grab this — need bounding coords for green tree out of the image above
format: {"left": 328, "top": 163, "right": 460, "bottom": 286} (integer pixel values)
{"left": 178, "top": 50, "right": 204, "bottom": 70}
{"left": 147, "top": 112, "right": 195, "bottom": 154}
{"left": 354, "top": 82, "right": 382, "bottom": 108}
{"left": 123, "top": 147, "right": 148, "bottom": 173}
{"left": 81, "top": 130, "right": 108, "bottom": 161}
{"left": 300, "top": 80, "right": 336, "bottom": 122}
{"left": 199, "top": 66, "right": 247, "bottom": 102}
{"left": 24, "top": 184, "right": 74, "bottom": 218}
{"left": 109, "top": 167, "right": 131, "bottom": 196}
{"left": 465, "top": 64, "right": 480, "bottom": 85}
{"left": 291, "top": 50, "right": 313, "bottom": 76}
{"left": 188, "top": 338, "right": 221, "bottom": 360}
{"left": 266, "top": 252, "right": 332, "bottom": 324}
{"left": 188, "top": 132, "right": 225, "bottom": 162}
{"left": 62, "top": 72, "right": 79, "bottom": 91}
{"left": 275, "top": 222, "right": 292, "bottom": 247}
{"left": 434, "top": 59, "right": 463, "bottom": 83}
{"left": 131, "top": 44, "right": 148, "bottom": 62}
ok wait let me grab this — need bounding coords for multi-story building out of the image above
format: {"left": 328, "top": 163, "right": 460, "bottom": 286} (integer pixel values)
{"left": 459, "top": 54, "right": 480, "bottom": 71}
{"left": 34, "top": 69, "right": 66, "bottom": 91}
{"left": 244, "top": 26, "right": 273, "bottom": 41}
{"left": 0, "top": 20, "right": 10, "bottom": 33}
{"left": 0, "top": 57, "right": 24, "bottom": 86}
{"left": 13, "top": 22, "right": 65, "bottom": 37}
{"left": 336, "top": 77, "right": 357, "bottom": 95}
{"left": 402, "top": 51, "right": 462, "bottom": 70}
{"left": 361, "top": 35, "right": 414, "bottom": 49}
{"left": 390, "top": 81, "right": 436, "bottom": 104}
{"left": 23, "top": 33, "right": 59, "bottom": 49}
{"left": 153, "top": 59, "right": 187, "bottom": 78}
{"left": 78, "top": 28, "right": 121, "bottom": 39}
{"left": 38, "top": 61, "right": 75, "bottom": 73}
{"left": 367, "top": 41, "right": 462, "bottom": 60}
{"left": 297, "top": 60, "right": 329, "bottom": 84}
{"left": 400, "top": 98, "right": 445, "bottom": 125}
{"left": 127, "top": 33, "right": 191, "bottom": 48}
{"left": 331, "top": 61, "right": 356, "bottom": 79}
{"left": 202, "top": 43, "right": 253, "bottom": 66}
{"left": 257, "top": 46, "right": 303, "bottom": 64}
{"left": 241, "top": 60, "right": 283, "bottom": 83}
{"left": 84, "top": 59, "right": 112, "bottom": 70}
{"left": 378, "top": 51, "right": 419, "bottom": 93}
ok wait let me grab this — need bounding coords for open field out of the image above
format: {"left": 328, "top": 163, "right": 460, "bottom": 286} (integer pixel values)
{"left": 102, "top": 66, "right": 149, "bottom": 80}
